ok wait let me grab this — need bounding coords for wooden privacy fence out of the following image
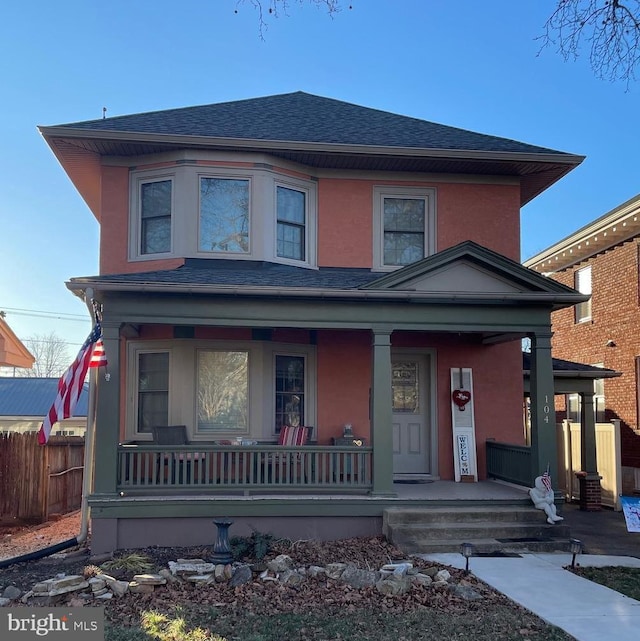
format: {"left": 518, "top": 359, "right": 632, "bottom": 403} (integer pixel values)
{"left": 0, "top": 433, "right": 85, "bottom": 524}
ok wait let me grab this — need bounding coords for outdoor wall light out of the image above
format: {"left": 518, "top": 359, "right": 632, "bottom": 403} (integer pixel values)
{"left": 569, "top": 538, "right": 583, "bottom": 569}
{"left": 606, "top": 339, "right": 616, "bottom": 347}
{"left": 460, "top": 542, "right": 474, "bottom": 574}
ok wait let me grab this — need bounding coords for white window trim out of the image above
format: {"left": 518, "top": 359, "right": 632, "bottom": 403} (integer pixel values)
{"left": 125, "top": 339, "right": 316, "bottom": 442}
{"left": 269, "top": 346, "right": 317, "bottom": 438}
{"left": 575, "top": 265, "right": 592, "bottom": 323}
{"left": 129, "top": 171, "right": 177, "bottom": 261}
{"left": 127, "top": 345, "right": 173, "bottom": 440}
{"left": 273, "top": 177, "right": 317, "bottom": 268}
{"left": 372, "top": 185, "right": 436, "bottom": 271}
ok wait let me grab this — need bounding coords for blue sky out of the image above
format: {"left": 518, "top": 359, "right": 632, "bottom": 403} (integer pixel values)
{"left": 1, "top": 0, "right": 638, "bottom": 353}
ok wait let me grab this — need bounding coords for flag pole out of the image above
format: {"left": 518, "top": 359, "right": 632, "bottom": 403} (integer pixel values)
{"left": 76, "top": 289, "right": 99, "bottom": 547}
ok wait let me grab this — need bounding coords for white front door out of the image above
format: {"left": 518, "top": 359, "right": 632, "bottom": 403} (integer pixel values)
{"left": 392, "top": 355, "right": 431, "bottom": 475}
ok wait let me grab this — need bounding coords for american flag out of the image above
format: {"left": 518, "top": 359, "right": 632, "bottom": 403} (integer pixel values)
{"left": 90, "top": 337, "right": 108, "bottom": 368}
{"left": 541, "top": 469, "right": 553, "bottom": 492}
{"left": 37, "top": 321, "right": 105, "bottom": 445}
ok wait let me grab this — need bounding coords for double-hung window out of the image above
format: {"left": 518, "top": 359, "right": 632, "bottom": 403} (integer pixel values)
{"left": 197, "top": 350, "right": 249, "bottom": 433}
{"left": 275, "top": 355, "right": 305, "bottom": 433}
{"left": 276, "top": 186, "right": 306, "bottom": 261}
{"left": 199, "top": 177, "right": 250, "bottom": 253}
{"left": 136, "top": 351, "right": 170, "bottom": 432}
{"left": 140, "top": 179, "right": 172, "bottom": 255}
{"left": 575, "top": 266, "right": 592, "bottom": 323}
{"left": 373, "top": 186, "right": 435, "bottom": 269}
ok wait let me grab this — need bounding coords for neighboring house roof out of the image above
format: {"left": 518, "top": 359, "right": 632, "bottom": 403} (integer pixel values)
{"left": 67, "top": 241, "right": 586, "bottom": 310}
{"left": 39, "top": 92, "right": 584, "bottom": 208}
{"left": 0, "top": 377, "right": 88, "bottom": 417}
{"left": 0, "top": 317, "right": 34, "bottom": 369}
{"left": 522, "top": 353, "right": 620, "bottom": 379}
{"left": 524, "top": 192, "right": 640, "bottom": 273}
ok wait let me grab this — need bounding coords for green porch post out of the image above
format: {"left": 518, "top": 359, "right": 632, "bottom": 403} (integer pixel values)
{"left": 370, "top": 329, "right": 395, "bottom": 496}
{"left": 580, "top": 391, "right": 598, "bottom": 475}
{"left": 93, "top": 321, "right": 121, "bottom": 497}
{"left": 529, "top": 331, "right": 558, "bottom": 490}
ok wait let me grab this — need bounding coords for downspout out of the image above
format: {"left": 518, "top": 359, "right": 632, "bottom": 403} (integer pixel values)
{"left": 0, "top": 291, "right": 98, "bottom": 569}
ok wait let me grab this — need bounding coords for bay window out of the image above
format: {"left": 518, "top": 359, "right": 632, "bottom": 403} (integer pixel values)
{"left": 130, "top": 158, "right": 316, "bottom": 266}
{"left": 199, "top": 177, "right": 250, "bottom": 253}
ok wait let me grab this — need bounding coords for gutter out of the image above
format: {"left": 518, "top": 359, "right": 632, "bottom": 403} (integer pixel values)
{"left": 0, "top": 294, "right": 98, "bottom": 569}
{"left": 39, "top": 125, "right": 586, "bottom": 166}
{"left": 65, "top": 280, "right": 589, "bottom": 306}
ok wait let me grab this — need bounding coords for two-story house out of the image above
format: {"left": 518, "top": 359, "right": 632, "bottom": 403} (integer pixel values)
{"left": 39, "top": 92, "right": 586, "bottom": 553}
{"left": 525, "top": 193, "right": 640, "bottom": 497}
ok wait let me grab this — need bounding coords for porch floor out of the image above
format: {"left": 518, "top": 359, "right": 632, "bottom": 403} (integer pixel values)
{"left": 109, "top": 479, "right": 532, "bottom": 504}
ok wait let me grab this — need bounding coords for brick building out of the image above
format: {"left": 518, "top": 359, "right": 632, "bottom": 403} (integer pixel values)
{"left": 525, "top": 193, "right": 640, "bottom": 495}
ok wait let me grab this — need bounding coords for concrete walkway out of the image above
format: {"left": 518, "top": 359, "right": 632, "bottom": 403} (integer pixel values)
{"left": 419, "top": 552, "right": 640, "bottom": 641}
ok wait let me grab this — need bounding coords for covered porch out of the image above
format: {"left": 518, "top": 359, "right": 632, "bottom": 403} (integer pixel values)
{"left": 73, "top": 243, "right": 586, "bottom": 551}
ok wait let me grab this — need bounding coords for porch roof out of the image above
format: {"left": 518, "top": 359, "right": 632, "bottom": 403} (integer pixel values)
{"left": 522, "top": 353, "right": 620, "bottom": 380}
{"left": 67, "top": 242, "right": 586, "bottom": 310}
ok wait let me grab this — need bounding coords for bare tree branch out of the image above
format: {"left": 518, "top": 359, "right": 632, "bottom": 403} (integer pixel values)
{"left": 19, "top": 332, "right": 70, "bottom": 378}
{"left": 539, "top": 0, "right": 640, "bottom": 85}
{"left": 234, "top": 0, "right": 347, "bottom": 39}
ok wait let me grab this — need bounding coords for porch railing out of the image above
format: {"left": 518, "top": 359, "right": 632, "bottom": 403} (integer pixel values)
{"left": 485, "top": 440, "right": 532, "bottom": 487}
{"left": 117, "top": 444, "right": 373, "bottom": 493}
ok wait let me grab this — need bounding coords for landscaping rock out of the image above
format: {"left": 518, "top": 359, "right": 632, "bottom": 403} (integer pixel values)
{"left": 267, "top": 554, "right": 293, "bottom": 573}
{"left": 340, "top": 566, "right": 379, "bottom": 588}
{"left": 229, "top": 565, "right": 253, "bottom": 587}
{"left": 3, "top": 585, "right": 22, "bottom": 600}
{"left": 325, "top": 562, "right": 347, "bottom": 579}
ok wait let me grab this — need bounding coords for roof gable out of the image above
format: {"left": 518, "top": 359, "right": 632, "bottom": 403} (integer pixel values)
{"left": 362, "top": 241, "right": 585, "bottom": 302}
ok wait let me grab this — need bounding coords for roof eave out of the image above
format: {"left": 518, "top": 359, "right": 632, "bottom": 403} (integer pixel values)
{"left": 39, "top": 126, "right": 585, "bottom": 168}
{"left": 66, "top": 278, "right": 587, "bottom": 308}
{"left": 525, "top": 193, "right": 640, "bottom": 272}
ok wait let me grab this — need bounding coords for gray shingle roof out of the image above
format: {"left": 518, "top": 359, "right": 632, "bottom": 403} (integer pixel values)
{"left": 74, "top": 259, "right": 379, "bottom": 289}
{"left": 52, "top": 91, "right": 569, "bottom": 156}
{"left": 0, "top": 378, "right": 89, "bottom": 417}
{"left": 522, "top": 353, "right": 618, "bottom": 377}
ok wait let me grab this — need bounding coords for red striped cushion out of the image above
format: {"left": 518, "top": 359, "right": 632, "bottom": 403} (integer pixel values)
{"left": 278, "top": 425, "right": 307, "bottom": 446}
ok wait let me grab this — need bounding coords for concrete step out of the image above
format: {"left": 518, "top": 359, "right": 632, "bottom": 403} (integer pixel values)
{"left": 390, "top": 521, "right": 571, "bottom": 544}
{"left": 383, "top": 505, "right": 572, "bottom": 555}
{"left": 384, "top": 505, "right": 550, "bottom": 526}
{"left": 404, "top": 537, "right": 573, "bottom": 555}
